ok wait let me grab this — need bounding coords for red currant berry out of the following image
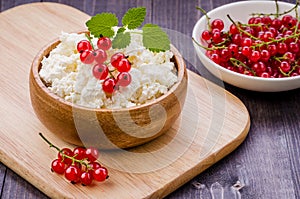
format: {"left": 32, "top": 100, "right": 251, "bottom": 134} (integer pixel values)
{"left": 116, "top": 58, "right": 131, "bottom": 72}
{"left": 249, "top": 50, "right": 261, "bottom": 62}
{"left": 241, "top": 46, "right": 252, "bottom": 57}
{"left": 92, "top": 64, "right": 109, "bottom": 80}
{"left": 93, "top": 49, "right": 107, "bottom": 64}
{"left": 80, "top": 172, "right": 93, "bottom": 186}
{"left": 210, "top": 53, "right": 220, "bottom": 64}
{"left": 77, "top": 40, "right": 92, "bottom": 53}
{"left": 80, "top": 51, "right": 94, "bottom": 64}
{"left": 211, "top": 19, "right": 224, "bottom": 31}
{"left": 232, "top": 34, "right": 242, "bottom": 45}
{"left": 212, "top": 31, "right": 222, "bottom": 43}
{"left": 260, "top": 72, "right": 271, "bottom": 78}
{"left": 89, "top": 162, "right": 101, "bottom": 170}
{"left": 97, "top": 36, "right": 112, "bottom": 50}
{"left": 282, "top": 15, "right": 293, "bottom": 26}
{"left": 241, "top": 37, "right": 252, "bottom": 47}
{"left": 51, "top": 159, "right": 66, "bottom": 174}
{"left": 73, "top": 147, "right": 86, "bottom": 160}
{"left": 102, "top": 78, "right": 117, "bottom": 94}
{"left": 262, "top": 31, "right": 274, "bottom": 42}
{"left": 93, "top": 167, "right": 108, "bottom": 182}
{"left": 85, "top": 147, "right": 99, "bottom": 162}
{"left": 262, "top": 16, "right": 272, "bottom": 25}
{"left": 271, "top": 18, "right": 282, "bottom": 29}
{"left": 277, "top": 43, "right": 288, "bottom": 54}
{"left": 88, "top": 162, "right": 101, "bottom": 176}
{"left": 116, "top": 72, "right": 132, "bottom": 87}
{"left": 284, "top": 52, "right": 295, "bottom": 62}
{"left": 260, "top": 49, "right": 271, "bottom": 62}
{"left": 289, "top": 42, "right": 299, "bottom": 53}
{"left": 229, "top": 24, "right": 239, "bottom": 35}
{"left": 220, "top": 48, "right": 231, "bottom": 62}
{"left": 267, "top": 44, "right": 277, "bottom": 56}
{"left": 280, "top": 61, "right": 291, "bottom": 73}
{"left": 65, "top": 165, "right": 81, "bottom": 183}
{"left": 201, "top": 30, "right": 211, "bottom": 41}
{"left": 111, "top": 53, "right": 126, "bottom": 68}
{"left": 58, "top": 148, "right": 73, "bottom": 165}
{"left": 228, "top": 44, "right": 239, "bottom": 56}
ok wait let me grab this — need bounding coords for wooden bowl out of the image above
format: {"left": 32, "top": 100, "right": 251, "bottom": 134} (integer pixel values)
{"left": 29, "top": 37, "right": 187, "bottom": 149}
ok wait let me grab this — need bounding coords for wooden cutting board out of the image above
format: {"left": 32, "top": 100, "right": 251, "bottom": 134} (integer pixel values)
{"left": 0, "top": 3, "right": 250, "bottom": 198}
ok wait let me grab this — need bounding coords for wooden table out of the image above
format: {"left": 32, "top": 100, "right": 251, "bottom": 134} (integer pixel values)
{"left": 0, "top": 0, "right": 299, "bottom": 198}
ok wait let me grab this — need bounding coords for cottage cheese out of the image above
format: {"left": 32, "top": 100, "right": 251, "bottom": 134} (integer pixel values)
{"left": 39, "top": 31, "right": 178, "bottom": 109}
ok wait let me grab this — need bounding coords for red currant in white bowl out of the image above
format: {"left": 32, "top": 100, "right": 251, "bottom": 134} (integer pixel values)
{"left": 192, "top": 1, "right": 300, "bottom": 92}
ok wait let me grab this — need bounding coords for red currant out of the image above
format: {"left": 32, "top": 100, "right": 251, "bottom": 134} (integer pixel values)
{"left": 58, "top": 148, "right": 73, "bottom": 165}
{"left": 241, "top": 46, "right": 252, "bottom": 57}
{"left": 92, "top": 64, "right": 109, "bottom": 80}
{"left": 212, "top": 31, "right": 222, "bottom": 44}
{"left": 51, "top": 159, "right": 66, "bottom": 174}
{"left": 77, "top": 40, "right": 92, "bottom": 53}
{"left": 111, "top": 53, "right": 126, "bottom": 68}
{"left": 88, "top": 162, "right": 101, "bottom": 176}
{"left": 277, "top": 43, "right": 288, "bottom": 54}
{"left": 80, "top": 172, "right": 93, "bottom": 186}
{"left": 116, "top": 72, "right": 132, "bottom": 87}
{"left": 97, "top": 36, "right": 112, "bottom": 50}
{"left": 280, "top": 61, "right": 291, "bottom": 73}
{"left": 241, "top": 37, "right": 252, "bottom": 47}
{"left": 249, "top": 50, "right": 261, "bottom": 62}
{"left": 289, "top": 42, "right": 299, "bottom": 53}
{"left": 229, "top": 24, "right": 239, "bottom": 35}
{"left": 93, "top": 167, "right": 108, "bottom": 182}
{"left": 211, "top": 19, "right": 224, "bottom": 31}
{"left": 260, "top": 50, "right": 270, "bottom": 62}
{"left": 102, "top": 78, "right": 117, "bottom": 94}
{"left": 210, "top": 53, "right": 220, "bottom": 64}
{"left": 65, "top": 165, "right": 81, "bottom": 183}
{"left": 80, "top": 51, "right": 94, "bottom": 64}
{"left": 201, "top": 30, "right": 211, "bottom": 41}
{"left": 116, "top": 58, "right": 131, "bottom": 72}
{"left": 73, "top": 147, "right": 86, "bottom": 160}
{"left": 260, "top": 72, "right": 271, "bottom": 78}
{"left": 85, "top": 147, "right": 99, "bottom": 162}
{"left": 93, "top": 49, "right": 107, "bottom": 64}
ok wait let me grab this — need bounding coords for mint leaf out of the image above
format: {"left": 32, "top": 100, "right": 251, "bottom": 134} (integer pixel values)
{"left": 122, "top": 7, "right": 146, "bottom": 29}
{"left": 86, "top": 13, "right": 118, "bottom": 38}
{"left": 117, "top": 27, "right": 126, "bottom": 34}
{"left": 112, "top": 31, "right": 131, "bottom": 49}
{"left": 142, "top": 24, "right": 170, "bottom": 52}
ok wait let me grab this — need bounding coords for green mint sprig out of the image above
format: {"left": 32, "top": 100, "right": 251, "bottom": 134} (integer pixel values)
{"left": 86, "top": 7, "right": 170, "bottom": 52}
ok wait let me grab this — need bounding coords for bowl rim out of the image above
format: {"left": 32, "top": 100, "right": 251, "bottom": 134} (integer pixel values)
{"left": 192, "top": 0, "right": 300, "bottom": 83}
{"left": 31, "top": 34, "right": 186, "bottom": 113}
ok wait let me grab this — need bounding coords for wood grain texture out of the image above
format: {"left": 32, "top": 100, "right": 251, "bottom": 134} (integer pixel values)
{"left": 0, "top": 0, "right": 300, "bottom": 199}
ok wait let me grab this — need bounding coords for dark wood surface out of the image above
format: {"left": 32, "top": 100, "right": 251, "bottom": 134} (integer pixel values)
{"left": 1, "top": 0, "right": 299, "bottom": 198}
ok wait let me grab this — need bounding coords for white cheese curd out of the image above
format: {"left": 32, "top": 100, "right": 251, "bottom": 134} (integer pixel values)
{"left": 39, "top": 31, "right": 178, "bottom": 109}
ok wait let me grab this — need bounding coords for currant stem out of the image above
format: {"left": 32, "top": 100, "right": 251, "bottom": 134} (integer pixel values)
{"left": 196, "top": 6, "right": 211, "bottom": 30}
{"left": 251, "top": 1, "right": 299, "bottom": 17}
{"left": 226, "top": 15, "right": 260, "bottom": 40}
{"left": 229, "top": 58, "right": 256, "bottom": 76}
{"left": 85, "top": 33, "right": 95, "bottom": 50}
{"left": 192, "top": 37, "right": 226, "bottom": 51}
{"left": 39, "top": 132, "right": 60, "bottom": 151}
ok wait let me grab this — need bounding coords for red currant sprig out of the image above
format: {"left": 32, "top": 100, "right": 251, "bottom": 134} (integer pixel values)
{"left": 39, "top": 133, "right": 109, "bottom": 186}
{"left": 77, "top": 35, "right": 133, "bottom": 95}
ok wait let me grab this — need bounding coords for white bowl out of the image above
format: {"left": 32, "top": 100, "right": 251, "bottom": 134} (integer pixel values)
{"left": 192, "top": 1, "right": 300, "bottom": 92}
